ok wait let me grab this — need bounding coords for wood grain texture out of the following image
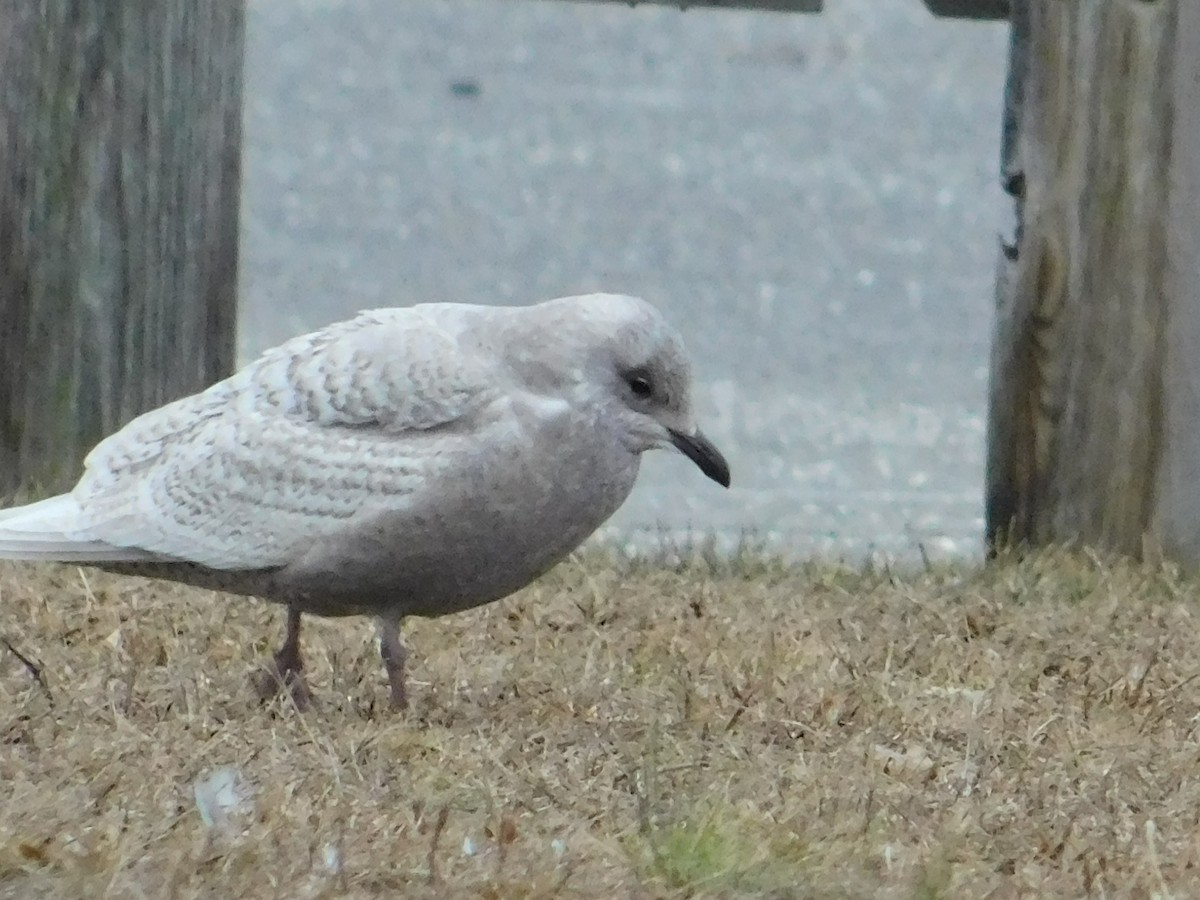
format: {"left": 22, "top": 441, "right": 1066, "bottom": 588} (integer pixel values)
{"left": 0, "top": 3, "right": 243, "bottom": 495}
{"left": 986, "top": 0, "right": 1182, "bottom": 557}
{"left": 1152, "top": 1, "right": 1200, "bottom": 562}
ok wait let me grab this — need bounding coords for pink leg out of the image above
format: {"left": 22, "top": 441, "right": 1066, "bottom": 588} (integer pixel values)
{"left": 254, "top": 607, "right": 313, "bottom": 709}
{"left": 378, "top": 617, "right": 408, "bottom": 710}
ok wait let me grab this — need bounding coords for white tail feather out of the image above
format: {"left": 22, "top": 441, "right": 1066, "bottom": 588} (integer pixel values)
{"left": 0, "top": 494, "right": 81, "bottom": 530}
{"left": 0, "top": 542, "right": 162, "bottom": 562}
{"left": 0, "top": 494, "right": 165, "bottom": 563}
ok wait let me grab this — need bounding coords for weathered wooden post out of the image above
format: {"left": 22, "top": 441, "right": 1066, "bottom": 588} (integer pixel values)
{"left": 0, "top": 3, "right": 244, "bottom": 496}
{"left": 985, "top": 0, "right": 1200, "bottom": 561}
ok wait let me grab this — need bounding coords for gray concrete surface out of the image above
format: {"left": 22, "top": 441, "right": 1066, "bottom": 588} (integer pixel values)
{"left": 240, "top": 0, "right": 1010, "bottom": 561}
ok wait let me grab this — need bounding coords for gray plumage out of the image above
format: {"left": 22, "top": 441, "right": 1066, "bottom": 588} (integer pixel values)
{"left": 0, "top": 293, "right": 730, "bottom": 708}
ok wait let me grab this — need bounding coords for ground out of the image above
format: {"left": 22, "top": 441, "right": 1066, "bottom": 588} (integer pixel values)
{"left": 2, "top": 547, "right": 1199, "bottom": 898}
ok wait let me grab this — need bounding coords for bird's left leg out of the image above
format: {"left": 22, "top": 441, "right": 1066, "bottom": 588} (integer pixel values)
{"left": 254, "top": 606, "right": 314, "bottom": 709}
{"left": 377, "top": 616, "right": 409, "bottom": 710}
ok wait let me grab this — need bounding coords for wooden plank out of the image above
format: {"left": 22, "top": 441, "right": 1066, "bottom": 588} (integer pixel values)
{"left": 985, "top": 1, "right": 1183, "bottom": 558}
{"left": 545, "top": 0, "right": 824, "bottom": 12}
{"left": 923, "top": 0, "right": 1008, "bottom": 19}
{"left": 1152, "top": 2, "right": 1200, "bottom": 561}
{"left": 550, "top": 0, "right": 1010, "bottom": 17}
{"left": 0, "top": 3, "right": 243, "bottom": 496}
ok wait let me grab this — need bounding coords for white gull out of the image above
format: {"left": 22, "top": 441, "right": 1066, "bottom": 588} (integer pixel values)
{"left": 0, "top": 293, "right": 730, "bottom": 708}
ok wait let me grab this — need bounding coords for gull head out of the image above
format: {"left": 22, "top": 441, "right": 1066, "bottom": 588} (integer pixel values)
{"left": 535, "top": 293, "right": 731, "bottom": 488}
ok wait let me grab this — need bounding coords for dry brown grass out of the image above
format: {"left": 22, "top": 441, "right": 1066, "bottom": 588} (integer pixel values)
{"left": 3, "top": 547, "right": 1200, "bottom": 898}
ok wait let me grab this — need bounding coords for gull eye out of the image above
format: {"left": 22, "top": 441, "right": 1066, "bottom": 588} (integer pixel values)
{"left": 628, "top": 375, "right": 653, "bottom": 399}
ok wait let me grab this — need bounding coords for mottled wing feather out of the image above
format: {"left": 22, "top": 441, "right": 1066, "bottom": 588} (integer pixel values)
{"left": 70, "top": 308, "right": 497, "bottom": 569}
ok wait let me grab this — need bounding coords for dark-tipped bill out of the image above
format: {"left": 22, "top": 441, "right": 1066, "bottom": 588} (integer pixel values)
{"left": 669, "top": 428, "right": 731, "bottom": 488}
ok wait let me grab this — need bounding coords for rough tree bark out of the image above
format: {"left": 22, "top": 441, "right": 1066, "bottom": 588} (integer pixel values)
{"left": 0, "top": 3, "right": 243, "bottom": 496}
{"left": 985, "top": 0, "right": 1200, "bottom": 561}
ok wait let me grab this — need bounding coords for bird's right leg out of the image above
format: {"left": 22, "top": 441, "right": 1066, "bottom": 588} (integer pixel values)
{"left": 377, "top": 616, "right": 409, "bottom": 710}
{"left": 253, "top": 606, "right": 314, "bottom": 709}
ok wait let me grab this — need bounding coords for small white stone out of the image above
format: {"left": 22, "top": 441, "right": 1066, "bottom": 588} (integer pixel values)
{"left": 193, "top": 765, "right": 253, "bottom": 830}
{"left": 321, "top": 843, "right": 341, "bottom": 874}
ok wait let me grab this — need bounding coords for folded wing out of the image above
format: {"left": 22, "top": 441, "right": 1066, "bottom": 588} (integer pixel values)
{"left": 0, "top": 307, "right": 499, "bottom": 570}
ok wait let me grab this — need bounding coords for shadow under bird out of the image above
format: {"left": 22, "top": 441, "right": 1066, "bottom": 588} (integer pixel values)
{"left": 0, "top": 293, "right": 730, "bottom": 709}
